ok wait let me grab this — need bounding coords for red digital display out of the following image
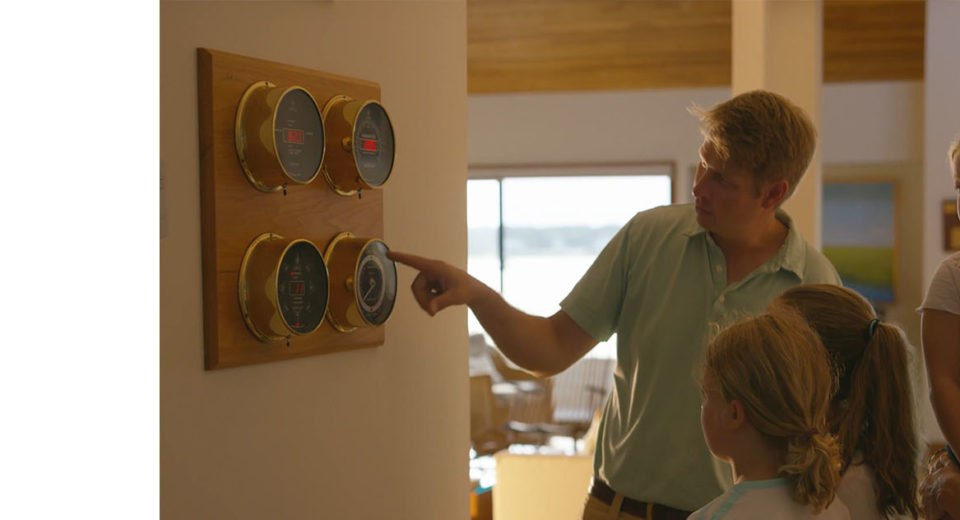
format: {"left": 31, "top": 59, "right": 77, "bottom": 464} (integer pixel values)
{"left": 285, "top": 129, "right": 304, "bottom": 145}
{"left": 288, "top": 280, "right": 306, "bottom": 296}
{"left": 361, "top": 138, "right": 377, "bottom": 152}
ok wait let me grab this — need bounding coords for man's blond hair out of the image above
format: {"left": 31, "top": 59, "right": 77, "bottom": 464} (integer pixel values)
{"left": 691, "top": 90, "right": 817, "bottom": 198}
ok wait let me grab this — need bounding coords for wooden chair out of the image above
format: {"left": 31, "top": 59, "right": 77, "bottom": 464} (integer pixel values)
{"left": 486, "top": 346, "right": 613, "bottom": 448}
{"left": 469, "top": 374, "right": 511, "bottom": 456}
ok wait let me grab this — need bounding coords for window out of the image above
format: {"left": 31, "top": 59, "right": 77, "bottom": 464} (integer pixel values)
{"left": 467, "top": 163, "right": 674, "bottom": 359}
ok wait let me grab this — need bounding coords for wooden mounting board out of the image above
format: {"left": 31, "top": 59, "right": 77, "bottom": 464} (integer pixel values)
{"left": 197, "top": 48, "right": 385, "bottom": 370}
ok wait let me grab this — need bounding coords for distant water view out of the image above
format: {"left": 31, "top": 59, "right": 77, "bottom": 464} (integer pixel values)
{"left": 466, "top": 174, "right": 673, "bottom": 361}
{"left": 468, "top": 254, "right": 617, "bottom": 359}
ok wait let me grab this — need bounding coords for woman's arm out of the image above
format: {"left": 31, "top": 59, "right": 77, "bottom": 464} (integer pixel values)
{"left": 922, "top": 309, "right": 960, "bottom": 451}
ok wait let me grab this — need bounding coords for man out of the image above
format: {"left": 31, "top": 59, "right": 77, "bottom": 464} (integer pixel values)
{"left": 389, "top": 90, "right": 840, "bottom": 519}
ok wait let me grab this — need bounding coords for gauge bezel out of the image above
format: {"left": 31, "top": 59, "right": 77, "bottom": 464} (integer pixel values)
{"left": 356, "top": 253, "right": 386, "bottom": 314}
{"left": 238, "top": 233, "right": 330, "bottom": 342}
{"left": 350, "top": 100, "right": 395, "bottom": 188}
{"left": 354, "top": 240, "right": 396, "bottom": 326}
{"left": 323, "top": 232, "right": 398, "bottom": 332}
{"left": 235, "top": 82, "right": 326, "bottom": 193}
{"left": 275, "top": 239, "right": 330, "bottom": 336}
{"left": 320, "top": 96, "right": 396, "bottom": 197}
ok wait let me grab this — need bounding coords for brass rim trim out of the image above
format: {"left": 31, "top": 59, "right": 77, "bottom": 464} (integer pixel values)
{"left": 238, "top": 232, "right": 286, "bottom": 342}
{"left": 275, "top": 238, "right": 328, "bottom": 336}
{"left": 322, "top": 167, "right": 359, "bottom": 197}
{"left": 235, "top": 81, "right": 283, "bottom": 193}
{"left": 323, "top": 231, "right": 358, "bottom": 333}
{"left": 273, "top": 86, "right": 326, "bottom": 186}
{"left": 321, "top": 95, "right": 360, "bottom": 197}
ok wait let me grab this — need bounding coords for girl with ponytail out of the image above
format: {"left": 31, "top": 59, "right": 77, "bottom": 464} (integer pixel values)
{"left": 691, "top": 311, "right": 849, "bottom": 519}
{"left": 772, "top": 284, "right": 920, "bottom": 518}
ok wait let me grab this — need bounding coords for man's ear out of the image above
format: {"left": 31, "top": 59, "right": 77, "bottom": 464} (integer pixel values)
{"left": 761, "top": 180, "right": 789, "bottom": 209}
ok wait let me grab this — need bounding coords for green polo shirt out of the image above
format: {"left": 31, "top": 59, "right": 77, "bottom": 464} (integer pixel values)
{"left": 559, "top": 203, "right": 840, "bottom": 512}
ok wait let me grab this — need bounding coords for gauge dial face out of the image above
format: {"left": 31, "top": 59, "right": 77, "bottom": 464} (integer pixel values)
{"left": 352, "top": 102, "right": 394, "bottom": 187}
{"left": 355, "top": 240, "right": 397, "bottom": 326}
{"left": 274, "top": 88, "right": 325, "bottom": 184}
{"left": 276, "top": 241, "right": 328, "bottom": 334}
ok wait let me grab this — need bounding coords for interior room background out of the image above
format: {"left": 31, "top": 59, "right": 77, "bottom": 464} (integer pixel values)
{"left": 160, "top": 1, "right": 960, "bottom": 518}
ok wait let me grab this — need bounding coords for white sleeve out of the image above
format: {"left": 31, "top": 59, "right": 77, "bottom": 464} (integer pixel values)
{"left": 835, "top": 465, "right": 880, "bottom": 520}
{"left": 921, "top": 253, "right": 960, "bottom": 316}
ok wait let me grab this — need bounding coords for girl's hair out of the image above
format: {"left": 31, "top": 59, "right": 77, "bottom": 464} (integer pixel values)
{"left": 949, "top": 134, "right": 959, "bottom": 163}
{"left": 705, "top": 311, "right": 841, "bottom": 512}
{"left": 772, "top": 284, "right": 920, "bottom": 518}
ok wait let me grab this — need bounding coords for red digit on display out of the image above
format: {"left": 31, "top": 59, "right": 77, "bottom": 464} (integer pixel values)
{"left": 287, "top": 129, "right": 304, "bottom": 144}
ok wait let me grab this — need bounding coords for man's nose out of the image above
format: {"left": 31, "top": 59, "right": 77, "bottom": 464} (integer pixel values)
{"left": 692, "top": 173, "right": 706, "bottom": 198}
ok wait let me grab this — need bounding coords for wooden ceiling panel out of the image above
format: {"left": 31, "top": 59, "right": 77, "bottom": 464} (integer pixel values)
{"left": 468, "top": 0, "right": 925, "bottom": 94}
{"left": 468, "top": 0, "right": 732, "bottom": 92}
{"left": 824, "top": 0, "right": 925, "bottom": 82}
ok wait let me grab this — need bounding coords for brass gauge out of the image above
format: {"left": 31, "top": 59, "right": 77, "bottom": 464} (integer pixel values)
{"left": 235, "top": 81, "right": 326, "bottom": 193}
{"left": 321, "top": 96, "right": 395, "bottom": 196}
{"left": 324, "top": 232, "right": 398, "bottom": 332}
{"left": 238, "top": 233, "right": 330, "bottom": 342}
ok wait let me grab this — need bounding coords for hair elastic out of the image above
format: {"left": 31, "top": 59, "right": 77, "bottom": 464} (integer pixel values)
{"left": 800, "top": 428, "right": 819, "bottom": 441}
{"left": 865, "top": 318, "right": 881, "bottom": 341}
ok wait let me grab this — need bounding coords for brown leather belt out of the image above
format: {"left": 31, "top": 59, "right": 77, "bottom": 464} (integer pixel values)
{"left": 589, "top": 479, "right": 692, "bottom": 520}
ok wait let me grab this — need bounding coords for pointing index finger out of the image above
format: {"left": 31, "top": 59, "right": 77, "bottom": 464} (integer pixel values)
{"left": 386, "top": 250, "right": 435, "bottom": 271}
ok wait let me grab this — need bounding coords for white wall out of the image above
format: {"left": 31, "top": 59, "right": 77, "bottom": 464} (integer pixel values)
{"left": 821, "top": 82, "right": 924, "bottom": 164}
{"left": 469, "top": 87, "right": 728, "bottom": 203}
{"left": 160, "top": 2, "right": 468, "bottom": 519}
{"left": 469, "top": 82, "right": 922, "bottom": 201}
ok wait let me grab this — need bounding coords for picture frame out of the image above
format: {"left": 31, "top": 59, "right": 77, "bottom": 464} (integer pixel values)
{"left": 822, "top": 180, "right": 897, "bottom": 305}
{"left": 944, "top": 198, "right": 960, "bottom": 251}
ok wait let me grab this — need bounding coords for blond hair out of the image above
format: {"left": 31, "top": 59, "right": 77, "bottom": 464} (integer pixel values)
{"left": 691, "top": 90, "right": 816, "bottom": 198}
{"left": 705, "top": 311, "right": 841, "bottom": 513}
{"left": 947, "top": 135, "right": 960, "bottom": 180}
{"left": 772, "top": 284, "right": 920, "bottom": 518}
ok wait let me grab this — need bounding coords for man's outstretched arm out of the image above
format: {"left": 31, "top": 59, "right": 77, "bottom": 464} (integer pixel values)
{"left": 389, "top": 251, "right": 597, "bottom": 376}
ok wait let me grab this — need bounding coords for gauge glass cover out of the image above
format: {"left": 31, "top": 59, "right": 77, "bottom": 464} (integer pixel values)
{"left": 274, "top": 88, "right": 325, "bottom": 184}
{"left": 356, "top": 240, "right": 397, "bottom": 326}
{"left": 277, "top": 241, "right": 329, "bottom": 334}
{"left": 352, "top": 102, "right": 394, "bottom": 187}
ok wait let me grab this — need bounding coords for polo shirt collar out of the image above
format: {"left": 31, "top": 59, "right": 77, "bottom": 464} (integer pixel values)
{"left": 682, "top": 207, "right": 806, "bottom": 278}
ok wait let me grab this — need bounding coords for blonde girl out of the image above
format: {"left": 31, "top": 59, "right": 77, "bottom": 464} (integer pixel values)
{"left": 772, "top": 284, "right": 920, "bottom": 518}
{"left": 691, "top": 311, "right": 848, "bottom": 519}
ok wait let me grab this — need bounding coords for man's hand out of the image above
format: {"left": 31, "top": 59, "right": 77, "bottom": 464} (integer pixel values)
{"left": 388, "top": 251, "right": 482, "bottom": 316}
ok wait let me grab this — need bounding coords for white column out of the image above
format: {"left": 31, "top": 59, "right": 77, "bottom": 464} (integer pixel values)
{"left": 732, "top": 0, "right": 823, "bottom": 246}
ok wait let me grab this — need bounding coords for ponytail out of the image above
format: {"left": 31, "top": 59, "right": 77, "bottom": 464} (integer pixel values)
{"left": 844, "top": 322, "right": 920, "bottom": 518}
{"left": 772, "top": 284, "right": 921, "bottom": 518}
{"left": 781, "top": 430, "right": 842, "bottom": 513}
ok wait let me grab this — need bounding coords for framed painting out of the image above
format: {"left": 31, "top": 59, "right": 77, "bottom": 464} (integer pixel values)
{"left": 822, "top": 180, "right": 897, "bottom": 304}
{"left": 944, "top": 198, "right": 960, "bottom": 251}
